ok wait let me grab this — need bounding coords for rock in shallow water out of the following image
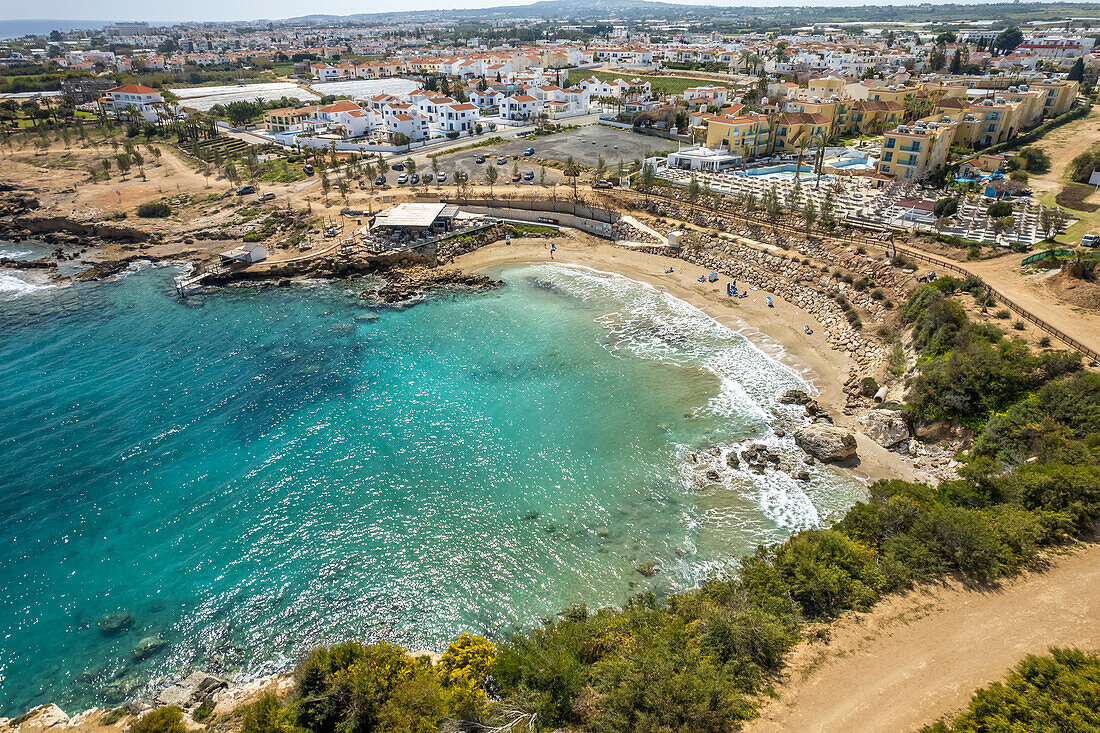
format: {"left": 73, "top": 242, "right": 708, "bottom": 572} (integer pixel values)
{"left": 131, "top": 635, "right": 168, "bottom": 662}
{"left": 96, "top": 612, "right": 133, "bottom": 636}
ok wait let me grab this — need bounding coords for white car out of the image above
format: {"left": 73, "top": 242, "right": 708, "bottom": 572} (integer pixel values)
{"left": 1082, "top": 234, "right": 1098, "bottom": 247}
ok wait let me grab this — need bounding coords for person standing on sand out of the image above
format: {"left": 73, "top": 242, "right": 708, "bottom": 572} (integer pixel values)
{"left": 550, "top": 242, "right": 556, "bottom": 259}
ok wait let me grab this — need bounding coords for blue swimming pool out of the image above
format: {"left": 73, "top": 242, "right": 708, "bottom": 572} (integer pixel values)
{"left": 740, "top": 164, "right": 821, "bottom": 181}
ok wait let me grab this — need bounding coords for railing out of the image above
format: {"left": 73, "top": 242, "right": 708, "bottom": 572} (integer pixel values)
{"left": 621, "top": 190, "right": 1100, "bottom": 364}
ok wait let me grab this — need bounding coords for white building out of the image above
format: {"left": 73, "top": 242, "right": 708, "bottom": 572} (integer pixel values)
{"left": 500, "top": 94, "right": 540, "bottom": 122}
{"left": 101, "top": 84, "right": 166, "bottom": 122}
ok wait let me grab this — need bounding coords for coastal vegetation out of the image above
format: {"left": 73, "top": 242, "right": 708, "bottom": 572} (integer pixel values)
{"left": 230, "top": 281, "right": 1100, "bottom": 732}
{"left": 921, "top": 648, "right": 1100, "bottom": 732}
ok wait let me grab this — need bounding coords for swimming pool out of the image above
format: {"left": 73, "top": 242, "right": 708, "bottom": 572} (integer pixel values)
{"left": 740, "top": 164, "right": 824, "bottom": 181}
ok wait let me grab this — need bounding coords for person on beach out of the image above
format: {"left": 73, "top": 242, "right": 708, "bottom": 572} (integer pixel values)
{"left": 550, "top": 242, "right": 556, "bottom": 259}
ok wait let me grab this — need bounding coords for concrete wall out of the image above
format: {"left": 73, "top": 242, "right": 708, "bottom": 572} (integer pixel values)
{"left": 458, "top": 205, "right": 614, "bottom": 238}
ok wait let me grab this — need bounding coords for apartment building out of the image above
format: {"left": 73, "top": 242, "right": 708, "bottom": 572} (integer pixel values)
{"left": 264, "top": 105, "right": 318, "bottom": 132}
{"left": 704, "top": 113, "right": 773, "bottom": 158}
{"left": 772, "top": 112, "right": 832, "bottom": 153}
{"left": 877, "top": 122, "right": 953, "bottom": 180}
{"left": 843, "top": 100, "right": 903, "bottom": 135}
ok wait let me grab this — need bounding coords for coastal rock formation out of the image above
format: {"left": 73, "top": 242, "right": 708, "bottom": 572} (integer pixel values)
{"left": 131, "top": 635, "right": 167, "bottom": 662}
{"left": 367, "top": 267, "right": 502, "bottom": 304}
{"left": 157, "top": 672, "right": 228, "bottom": 708}
{"left": 636, "top": 561, "right": 661, "bottom": 576}
{"left": 794, "top": 424, "right": 857, "bottom": 463}
{"left": 96, "top": 612, "right": 133, "bottom": 636}
{"left": 779, "top": 389, "right": 812, "bottom": 405}
{"left": 865, "top": 409, "right": 909, "bottom": 448}
{"left": 0, "top": 216, "right": 153, "bottom": 245}
{"left": 4, "top": 704, "right": 68, "bottom": 731}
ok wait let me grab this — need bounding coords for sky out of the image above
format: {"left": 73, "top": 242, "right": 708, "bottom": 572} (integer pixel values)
{"left": 0, "top": 0, "right": 1067, "bottom": 23}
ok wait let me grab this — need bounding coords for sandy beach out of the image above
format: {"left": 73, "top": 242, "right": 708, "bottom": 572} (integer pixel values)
{"left": 453, "top": 236, "right": 922, "bottom": 485}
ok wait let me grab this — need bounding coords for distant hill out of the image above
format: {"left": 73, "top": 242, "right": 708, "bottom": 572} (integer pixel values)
{"left": 281, "top": 0, "right": 1100, "bottom": 26}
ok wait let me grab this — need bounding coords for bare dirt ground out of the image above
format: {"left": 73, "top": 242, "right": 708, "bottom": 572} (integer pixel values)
{"left": 744, "top": 542, "right": 1100, "bottom": 733}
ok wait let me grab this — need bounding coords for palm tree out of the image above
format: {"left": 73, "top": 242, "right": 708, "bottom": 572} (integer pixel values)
{"left": 485, "top": 162, "right": 498, "bottom": 196}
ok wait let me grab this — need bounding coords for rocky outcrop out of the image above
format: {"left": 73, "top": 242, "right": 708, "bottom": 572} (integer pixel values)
{"left": 5, "top": 704, "right": 68, "bottom": 731}
{"left": 865, "top": 409, "right": 909, "bottom": 448}
{"left": 157, "top": 672, "right": 228, "bottom": 709}
{"left": 366, "top": 267, "right": 502, "bottom": 304}
{"left": 779, "top": 389, "right": 812, "bottom": 405}
{"left": 0, "top": 257, "right": 56, "bottom": 270}
{"left": 794, "top": 424, "right": 857, "bottom": 462}
{"left": 96, "top": 612, "right": 133, "bottom": 636}
{"left": 0, "top": 216, "right": 153, "bottom": 244}
{"left": 131, "top": 635, "right": 167, "bottom": 662}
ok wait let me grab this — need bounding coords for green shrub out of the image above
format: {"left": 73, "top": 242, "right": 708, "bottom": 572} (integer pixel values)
{"left": 129, "top": 707, "right": 186, "bottom": 733}
{"left": 241, "top": 695, "right": 299, "bottom": 733}
{"left": 986, "top": 201, "right": 1013, "bottom": 218}
{"left": 921, "top": 648, "right": 1100, "bottom": 733}
{"left": 100, "top": 709, "right": 127, "bottom": 726}
{"left": 773, "top": 530, "right": 885, "bottom": 618}
{"left": 191, "top": 701, "right": 213, "bottom": 723}
{"left": 136, "top": 201, "right": 171, "bottom": 218}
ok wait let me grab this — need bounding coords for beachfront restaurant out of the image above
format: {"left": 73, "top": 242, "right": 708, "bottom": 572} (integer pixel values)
{"left": 370, "top": 203, "right": 460, "bottom": 240}
{"left": 666, "top": 146, "right": 742, "bottom": 173}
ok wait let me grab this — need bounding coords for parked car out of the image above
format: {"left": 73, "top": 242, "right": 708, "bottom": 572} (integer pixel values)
{"left": 512, "top": 172, "right": 522, "bottom": 182}
{"left": 235, "top": 184, "right": 255, "bottom": 196}
{"left": 1082, "top": 234, "right": 1098, "bottom": 247}
{"left": 592, "top": 180, "right": 614, "bottom": 189}
{"left": 474, "top": 155, "right": 486, "bottom": 164}
{"left": 423, "top": 173, "right": 434, "bottom": 183}
{"left": 375, "top": 175, "right": 386, "bottom": 186}
{"left": 257, "top": 192, "right": 275, "bottom": 202}
{"left": 437, "top": 171, "right": 447, "bottom": 183}
{"left": 391, "top": 162, "right": 405, "bottom": 171}
{"left": 523, "top": 171, "right": 535, "bottom": 181}
{"left": 497, "top": 156, "right": 507, "bottom": 165}
{"left": 302, "top": 164, "right": 314, "bottom": 175}
{"left": 410, "top": 174, "right": 420, "bottom": 185}
{"left": 397, "top": 173, "right": 409, "bottom": 184}
{"left": 523, "top": 147, "right": 534, "bottom": 156}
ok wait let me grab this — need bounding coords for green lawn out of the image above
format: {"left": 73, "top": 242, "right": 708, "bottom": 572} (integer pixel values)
{"left": 565, "top": 70, "right": 729, "bottom": 96}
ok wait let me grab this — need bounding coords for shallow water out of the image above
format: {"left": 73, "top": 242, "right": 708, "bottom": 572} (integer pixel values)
{"left": 0, "top": 260, "right": 864, "bottom": 715}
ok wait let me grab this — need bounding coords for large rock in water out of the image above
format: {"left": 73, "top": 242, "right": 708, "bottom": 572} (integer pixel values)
{"left": 865, "top": 410, "right": 909, "bottom": 448}
{"left": 131, "top": 635, "right": 168, "bottom": 662}
{"left": 779, "top": 389, "right": 812, "bottom": 405}
{"left": 96, "top": 612, "right": 133, "bottom": 636}
{"left": 795, "top": 424, "right": 857, "bottom": 462}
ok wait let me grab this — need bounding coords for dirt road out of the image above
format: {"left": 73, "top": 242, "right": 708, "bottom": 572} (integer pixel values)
{"left": 744, "top": 543, "right": 1100, "bottom": 733}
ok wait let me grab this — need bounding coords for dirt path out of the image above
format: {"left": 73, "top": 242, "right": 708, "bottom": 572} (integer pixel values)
{"left": 744, "top": 542, "right": 1100, "bottom": 733}
{"left": 963, "top": 254, "right": 1100, "bottom": 357}
{"left": 1027, "top": 105, "right": 1100, "bottom": 197}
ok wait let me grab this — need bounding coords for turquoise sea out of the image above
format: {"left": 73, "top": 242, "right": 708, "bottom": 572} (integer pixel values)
{"left": 0, "top": 245, "right": 865, "bottom": 715}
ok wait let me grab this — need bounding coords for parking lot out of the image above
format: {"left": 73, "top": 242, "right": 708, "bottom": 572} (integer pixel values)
{"left": 420, "top": 125, "right": 677, "bottom": 187}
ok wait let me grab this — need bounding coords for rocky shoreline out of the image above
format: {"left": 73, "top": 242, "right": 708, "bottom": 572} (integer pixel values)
{"left": 0, "top": 672, "right": 294, "bottom": 733}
